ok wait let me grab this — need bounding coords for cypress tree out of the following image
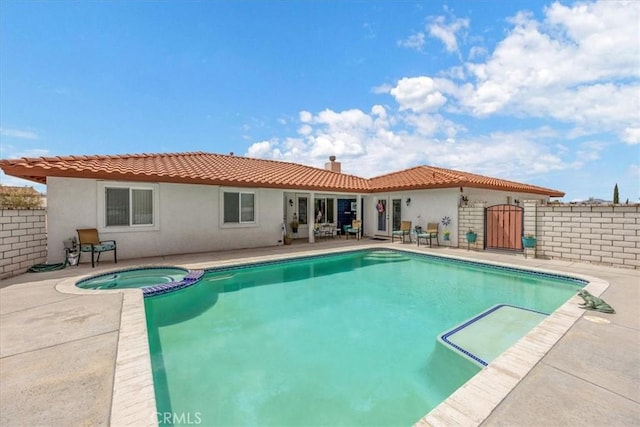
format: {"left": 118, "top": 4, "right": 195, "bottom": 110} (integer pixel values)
{"left": 613, "top": 183, "right": 619, "bottom": 204}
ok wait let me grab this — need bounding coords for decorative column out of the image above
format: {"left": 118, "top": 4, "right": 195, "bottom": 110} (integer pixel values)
{"left": 458, "top": 202, "right": 485, "bottom": 250}
{"left": 309, "top": 191, "right": 315, "bottom": 243}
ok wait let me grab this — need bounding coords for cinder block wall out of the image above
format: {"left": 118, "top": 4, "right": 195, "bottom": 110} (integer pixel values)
{"left": 534, "top": 204, "right": 639, "bottom": 269}
{"left": 459, "top": 202, "right": 639, "bottom": 269}
{"left": 458, "top": 203, "right": 485, "bottom": 249}
{"left": 0, "top": 209, "right": 47, "bottom": 279}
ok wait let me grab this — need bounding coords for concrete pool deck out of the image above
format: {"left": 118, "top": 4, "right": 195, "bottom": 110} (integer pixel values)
{"left": 1, "top": 238, "right": 638, "bottom": 426}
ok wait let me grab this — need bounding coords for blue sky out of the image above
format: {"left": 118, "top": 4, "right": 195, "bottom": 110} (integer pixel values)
{"left": 1, "top": 0, "right": 638, "bottom": 202}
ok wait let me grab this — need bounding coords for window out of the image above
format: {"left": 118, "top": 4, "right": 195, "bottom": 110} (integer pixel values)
{"left": 97, "top": 182, "right": 159, "bottom": 232}
{"left": 224, "top": 191, "right": 255, "bottom": 223}
{"left": 314, "top": 197, "right": 334, "bottom": 223}
{"left": 105, "top": 187, "right": 154, "bottom": 227}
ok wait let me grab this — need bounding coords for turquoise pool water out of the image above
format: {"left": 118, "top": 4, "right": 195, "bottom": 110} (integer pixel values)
{"left": 145, "top": 250, "right": 584, "bottom": 426}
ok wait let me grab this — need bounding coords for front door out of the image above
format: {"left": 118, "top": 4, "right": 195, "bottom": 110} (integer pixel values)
{"left": 375, "top": 198, "right": 388, "bottom": 234}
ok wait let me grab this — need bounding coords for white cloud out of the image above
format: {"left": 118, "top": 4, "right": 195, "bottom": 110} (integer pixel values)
{"left": 298, "top": 124, "right": 313, "bottom": 136}
{"left": 468, "top": 46, "right": 488, "bottom": 61}
{"left": 623, "top": 127, "right": 640, "bottom": 145}
{"left": 299, "top": 111, "right": 313, "bottom": 123}
{"left": 427, "top": 15, "right": 469, "bottom": 54}
{"left": 390, "top": 77, "right": 448, "bottom": 113}
{"left": 0, "top": 128, "right": 38, "bottom": 140}
{"left": 246, "top": 105, "right": 581, "bottom": 182}
{"left": 245, "top": 140, "right": 274, "bottom": 158}
{"left": 0, "top": 143, "right": 50, "bottom": 159}
{"left": 246, "top": 0, "right": 637, "bottom": 199}
{"left": 389, "top": 1, "right": 639, "bottom": 141}
{"left": 371, "top": 83, "right": 393, "bottom": 94}
{"left": 397, "top": 32, "right": 425, "bottom": 51}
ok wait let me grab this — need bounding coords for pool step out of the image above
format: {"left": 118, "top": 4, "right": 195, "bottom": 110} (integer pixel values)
{"left": 437, "top": 304, "right": 548, "bottom": 367}
{"left": 363, "top": 251, "right": 408, "bottom": 262}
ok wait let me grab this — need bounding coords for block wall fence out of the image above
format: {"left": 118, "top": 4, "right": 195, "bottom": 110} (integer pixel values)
{"left": 459, "top": 201, "right": 640, "bottom": 269}
{"left": 1, "top": 204, "right": 639, "bottom": 279}
{"left": 1, "top": 209, "right": 47, "bottom": 279}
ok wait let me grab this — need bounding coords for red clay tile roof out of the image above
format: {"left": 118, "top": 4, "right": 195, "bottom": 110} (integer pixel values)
{"left": 0, "top": 152, "right": 370, "bottom": 192}
{"left": 368, "top": 165, "right": 564, "bottom": 196}
{"left": 0, "top": 151, "right": 564, "bottom": 196}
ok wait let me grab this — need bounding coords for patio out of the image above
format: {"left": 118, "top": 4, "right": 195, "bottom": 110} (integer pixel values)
{"left": 1, "top": 238, "right": 638, "bottom": 426}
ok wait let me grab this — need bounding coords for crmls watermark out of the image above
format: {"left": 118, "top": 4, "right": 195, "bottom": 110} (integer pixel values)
{"left": 156, "top": 412, "right": 202, "bottom": 425}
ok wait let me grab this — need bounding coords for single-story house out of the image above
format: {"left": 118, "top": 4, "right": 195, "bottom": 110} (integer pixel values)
{"left": 0, "top": 152, "right": 563, "bottom": 264}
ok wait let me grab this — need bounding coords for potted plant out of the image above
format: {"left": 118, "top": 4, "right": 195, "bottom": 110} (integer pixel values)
{"left": 466, "top": 228, "right": 477, "bottom": 243}
{"left": 290, "top": 214, "right": 299, "bottom": 233}
{"left": 283, "top": 233, "right": 293, "bottom": 245}
{"left": 522, "top": 233, "right": 536, "bottom": 248}
{"left": 441, "top": 216, "right": 451, "bottom": 241}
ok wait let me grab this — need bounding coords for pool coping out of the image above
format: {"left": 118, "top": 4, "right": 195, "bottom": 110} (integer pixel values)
{"left": 55, "top": 244, "right": 609, "bottom": 427}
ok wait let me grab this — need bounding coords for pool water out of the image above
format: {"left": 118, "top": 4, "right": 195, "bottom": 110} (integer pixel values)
{"left": 77, "top": 267, "right": 188, "bottom": 290}
{"left": 145, "top": 250, "right": 584, "bottom": 426}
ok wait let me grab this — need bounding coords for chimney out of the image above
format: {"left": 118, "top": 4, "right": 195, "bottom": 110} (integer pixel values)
{"left": 325, "top": 155, "right": 341, "bottom": 173}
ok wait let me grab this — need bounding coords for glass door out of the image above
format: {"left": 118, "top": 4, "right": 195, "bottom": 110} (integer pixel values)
{"left": 392, "top": 199, "right": 402, "bottom": 231}
{"left": 297, "top": 196, "right": 308, "bottom": 236}
{"left": 375, "top": 198, "right": 388, "bottom": 234}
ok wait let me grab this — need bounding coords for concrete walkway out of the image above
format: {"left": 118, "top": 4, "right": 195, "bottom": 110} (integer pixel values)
{"left": 1, "top": 239, "right": 638, "bottom": 426}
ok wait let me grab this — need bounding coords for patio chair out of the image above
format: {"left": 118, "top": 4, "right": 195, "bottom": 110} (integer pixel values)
{"left": 314, "top": 223, "right": 335, "bottom": 241}
{"left": 342, "top": 223, "right": 351, "bottom": 238}
{"left": 346, "top": 220, "right": 361, "bottom": 240}
{"left": 417, "top": 222, "right": 439, "bottom": 247}
{"left": 322, "top": 223, "right": 335, "bottom": 239}
{"left": 76, "top": 228, "right": 117, "bottom": 267}
{"left": 392, "top": 220, "right": 412, "bottom": 243}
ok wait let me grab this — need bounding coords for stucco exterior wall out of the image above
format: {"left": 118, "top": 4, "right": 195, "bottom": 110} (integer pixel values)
{"left": 364, "top": 189, "right": 460, "bottom": 243}
{"left": 364, "top": 188, "right": 548, "bottom": 247}
{"left": 0, "top": 209, "right": 47, "bottom": 279}
{"left": 46, "top": 177, "right": 285, "bottom": 264}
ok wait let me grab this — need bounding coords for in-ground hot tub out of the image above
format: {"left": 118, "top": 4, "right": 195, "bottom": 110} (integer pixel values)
{"left": 76, "top": 266, "right": 204, "bottom": 295}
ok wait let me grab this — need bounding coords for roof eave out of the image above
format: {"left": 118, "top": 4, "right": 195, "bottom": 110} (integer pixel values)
{"left": 1, "top": 164, "right": 564, "bottom": 197}
{"left": 0, "top": 166, "right": 371, "bottom": 193}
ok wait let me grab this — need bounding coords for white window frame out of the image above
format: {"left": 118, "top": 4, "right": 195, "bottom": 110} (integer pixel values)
{"left": 314, "top": 197, "right": 335, "bottom": 223}
{"left": 97, "top": 181, "right": 160, "bottom": 233}
{"left": 219, "top": 188, "right": 258, "bottom": 228}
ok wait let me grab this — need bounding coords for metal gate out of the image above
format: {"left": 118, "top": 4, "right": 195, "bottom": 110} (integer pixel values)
{"left": 485, "top": 204, "right": 523, "bottom": 251}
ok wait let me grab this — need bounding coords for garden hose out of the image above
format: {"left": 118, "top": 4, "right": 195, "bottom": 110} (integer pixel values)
{"left": 27, "top": 262, "right": 67, "bottom": 273}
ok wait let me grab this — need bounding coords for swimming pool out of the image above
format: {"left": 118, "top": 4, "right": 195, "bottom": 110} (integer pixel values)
{"left": 145, "top": 249, "right": 585, "bottom": 426}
